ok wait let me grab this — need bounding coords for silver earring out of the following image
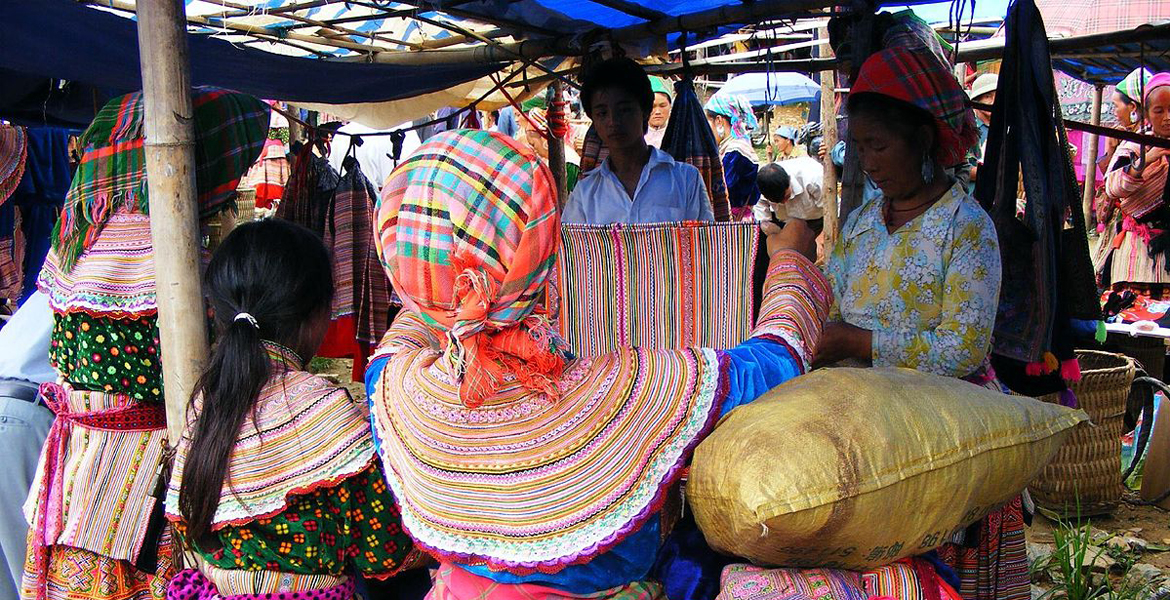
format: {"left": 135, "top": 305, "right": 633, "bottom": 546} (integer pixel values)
{"left": 921, "top": 154, "right": 934, "bottom": 184}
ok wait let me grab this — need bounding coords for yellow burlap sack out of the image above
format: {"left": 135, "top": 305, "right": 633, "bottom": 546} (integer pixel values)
{"left": 689, "top": 367, "right": 1087, "bottom": 570}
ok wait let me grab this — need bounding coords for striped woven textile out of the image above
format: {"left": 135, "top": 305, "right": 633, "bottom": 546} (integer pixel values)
{"left": 861, "top": 559, "right": 965, "bottom": 600}
{"left": 325, "top": 157, "right": 393, "bottom": 344}
{"left": 1106, "top": 140, "right": 1168, "bottom": 220}
{"left": 556, "top": 221, "right": 758, "bottom": 357}
{"left": 429, "top": 563, "right": 665, "bottom": 600}
{"left": 165, "top": 343, "right": 375, "bottom": 528}
{"left": 937, "top": 498, "right": 1029, "bottom": 600}
{"left": 370, "top": 343, "right": 725, "bottom": 572}
{"left": 22, "top": 384, "right": 167, "bottom": 564}
{"left": 752, "top": 250, "right": 834, "bottom": 372}
{"left": 37, "top": 212, "right": 158, "bottom": 317}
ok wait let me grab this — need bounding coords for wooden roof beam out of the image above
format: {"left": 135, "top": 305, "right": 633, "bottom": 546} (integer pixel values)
{"left": 587, "top": 0, "right": 668, "bottom": 22}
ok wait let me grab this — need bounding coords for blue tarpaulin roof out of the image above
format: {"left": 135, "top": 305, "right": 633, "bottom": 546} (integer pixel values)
{"left": 0, "top": 0, "right": 505, "bottom": 105}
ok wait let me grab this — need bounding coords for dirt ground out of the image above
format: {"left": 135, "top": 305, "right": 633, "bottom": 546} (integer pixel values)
{"left": 1030, "top": 499, "right": 1170, "bottom": 571}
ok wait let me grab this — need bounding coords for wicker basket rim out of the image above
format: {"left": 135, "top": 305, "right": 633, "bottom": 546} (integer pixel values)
{"left": 1074, "top": 349, "right": 1136, "bottom": 377}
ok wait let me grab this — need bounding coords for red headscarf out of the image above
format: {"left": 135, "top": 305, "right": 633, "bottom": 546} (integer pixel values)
{"left": 850, "top": 46, "right": 979, "bottom": 167}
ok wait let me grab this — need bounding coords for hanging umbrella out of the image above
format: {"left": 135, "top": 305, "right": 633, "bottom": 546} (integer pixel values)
{"left": 712, "top": 72, "right": 821, "bottom": 107}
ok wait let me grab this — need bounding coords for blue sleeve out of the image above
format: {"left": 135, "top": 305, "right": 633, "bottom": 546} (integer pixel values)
{"left": 461, "top": 521, "right": 661, "bottom": 593}
{"left": 722, "top": 152, "right": 760, "bottom": 209}
{"left": 831, "top": 141, "right": 846, "bottom": 168}
{"left": 719, "top": 337, "right": 804, "bottom": 417}
{"left": 365, "top": 356, "right": 390, "bottom": 453}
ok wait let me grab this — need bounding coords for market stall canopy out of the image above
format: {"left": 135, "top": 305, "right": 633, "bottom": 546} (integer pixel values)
{"left": 0, "top": 0, "right": 503, "bottom": 105}
{"left": 0, "top": 0, "right": 866, "bottom": 128}
{"left": 712, "top": 72, "right": 821, "bottom": 106}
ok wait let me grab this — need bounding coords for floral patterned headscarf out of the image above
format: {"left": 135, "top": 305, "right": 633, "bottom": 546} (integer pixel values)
{"left": 704, "top": 94, "right": 759, "bottom": 141}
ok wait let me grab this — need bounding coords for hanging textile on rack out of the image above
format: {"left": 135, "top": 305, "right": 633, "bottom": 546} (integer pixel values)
{"left": 556, "top": 221, "right": 758, "bottom": 357}
{"left": 977, "top": 0, "right": 1099, "bottom": 395}
{"left": 0, "top": 125, "right": 29, "bottom": 300}
{"left": 12, "top": 127, "right": 73, "bottom": 303}
{"left": 325, "top": 155, "right": 393, "bottom": 345}
{"left": 663, "top": 79, "right": 733, "bottom": 222}
{"left": 276, "top": 142, "right": 340, "bottom": 237}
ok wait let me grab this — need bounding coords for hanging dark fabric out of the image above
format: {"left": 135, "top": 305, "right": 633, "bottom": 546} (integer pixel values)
{"left": 661, "top": 78, "right": 732, "bottom": 222}
{"left": 276, "top": 144, "right": 340, "bottom": 238}
{"left": 977, "top": 0, "right": 1099, "bottom": 395}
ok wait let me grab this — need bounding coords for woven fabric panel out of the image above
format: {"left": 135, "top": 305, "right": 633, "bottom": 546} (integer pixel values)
{"left": 557, "top": 221, "right": 758, "bottom": 356}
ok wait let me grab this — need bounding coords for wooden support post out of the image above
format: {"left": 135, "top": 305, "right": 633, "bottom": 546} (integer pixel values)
{"left": 546, "top": 82, "right": 569, "bottom": 210}
{"left": 817, "top": 23, "right": 839, "bottom": 254}
{"left": 1082, "top": 84, "right": 1104, "bottom": 230}
{"left": 819, "top": 63, "right": 839, "bottom": 251}
{"left": 136, "top": 0, "right": 210, "bottom": 443}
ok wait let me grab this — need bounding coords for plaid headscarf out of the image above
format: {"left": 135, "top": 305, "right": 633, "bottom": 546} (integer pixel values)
{"left": 375, "top": 129, "right": 567, "bottom": 408}
{"left": 54, "top": 87, "right": 269, "bottom": 270}
{"left": 1117, "top": 68, "right": 1154, "bottom": 103}
{"left": 850, "top": 46, "right": 978, "bottom": 167}
{"left": 704, "top": 94, "right": 759, "bottom": 141}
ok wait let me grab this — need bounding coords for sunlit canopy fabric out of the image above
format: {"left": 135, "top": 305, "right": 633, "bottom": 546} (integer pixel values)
{"left": 0, "top": 0, "right": 504, "bottom": 106}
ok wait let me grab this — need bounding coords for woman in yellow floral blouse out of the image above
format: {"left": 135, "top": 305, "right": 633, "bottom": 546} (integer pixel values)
{"left": 817, "top": 48, "right": 1023, "bottom": 600}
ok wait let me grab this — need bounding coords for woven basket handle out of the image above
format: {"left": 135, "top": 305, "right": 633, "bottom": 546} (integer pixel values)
{"left": 1124, "top": 373, "right": 1167, "bottom": 504}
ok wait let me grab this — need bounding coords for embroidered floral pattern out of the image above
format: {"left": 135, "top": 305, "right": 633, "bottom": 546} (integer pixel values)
{"left": 195, "top": 463, "right": 412, "bottom": 577}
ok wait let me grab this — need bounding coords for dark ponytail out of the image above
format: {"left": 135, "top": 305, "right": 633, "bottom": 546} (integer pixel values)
{"left": 179, "top": 219, "right": 333, "bottom": 545}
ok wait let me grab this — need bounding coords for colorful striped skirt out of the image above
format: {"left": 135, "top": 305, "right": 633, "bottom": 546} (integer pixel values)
{"left": 936, "top": 496, "right": 1029, "bottom": 600}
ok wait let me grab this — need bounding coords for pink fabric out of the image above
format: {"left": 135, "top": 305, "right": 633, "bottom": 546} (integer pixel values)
{"left": 1122, "top": 214, "right": 1162, "bottom": 245}
{"left": 166, "top": 569, "right": 356, "bottom": 600}
{"left": 1143, "top": 73, "right": 1170, "bottom": 104}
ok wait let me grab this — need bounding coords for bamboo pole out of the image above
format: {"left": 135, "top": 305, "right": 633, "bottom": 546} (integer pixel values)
{"left": 818, "top": 26, "right": 839, "bottom": 252}
{"left": 546, "top": 82, "right": 569, "bottom": 210}
{"left": 1082, "top": 84, "right": 1104, "bottom": 230}
{"left": 135, "top": 0, "right": 210, "bottom": 443}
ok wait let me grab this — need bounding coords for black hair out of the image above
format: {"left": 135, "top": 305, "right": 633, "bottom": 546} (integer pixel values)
{"left": 1117, "top": 90, "right": 1139, "bottom": 107}
{"left": 846, "top": 92, "right": 940, "bottom": 157}
{"left": 580, "top": 57, "right": 654, "bottom": 120}
{"left": 179, "top": 219, "right": 334, "bottom": 545}
{"left": 757, "top": 163, "right": 792, "bottom": 203}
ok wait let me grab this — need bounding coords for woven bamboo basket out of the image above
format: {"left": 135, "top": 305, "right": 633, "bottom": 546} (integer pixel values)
{"left": 235, "top": 187, "right": 257, "bottom": 222}
{"left": 1029, "top": 350, "right": 1134, "bottom": 517}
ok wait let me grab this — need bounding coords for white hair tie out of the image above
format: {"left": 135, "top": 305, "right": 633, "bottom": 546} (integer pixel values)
{"left": 234, "top": 312, "right": 259, "bottom": 329}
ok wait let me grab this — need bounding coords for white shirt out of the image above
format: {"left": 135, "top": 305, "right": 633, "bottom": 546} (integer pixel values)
{"left": 562, "top": 147, "right": 714, "bottom": 225}
{"left": 0, "top": 291, "right": 54, "bottom": 384}
{"left": 328, "top": 122, "right": 421, "bottom": 192}
{"left": 757, "top": 156, "right": 824, "bottom": 221}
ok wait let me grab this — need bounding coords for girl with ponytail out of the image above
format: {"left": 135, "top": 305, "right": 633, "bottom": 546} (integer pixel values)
{"left": 164, "top": 219, "right": 416, "bottom": 600}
